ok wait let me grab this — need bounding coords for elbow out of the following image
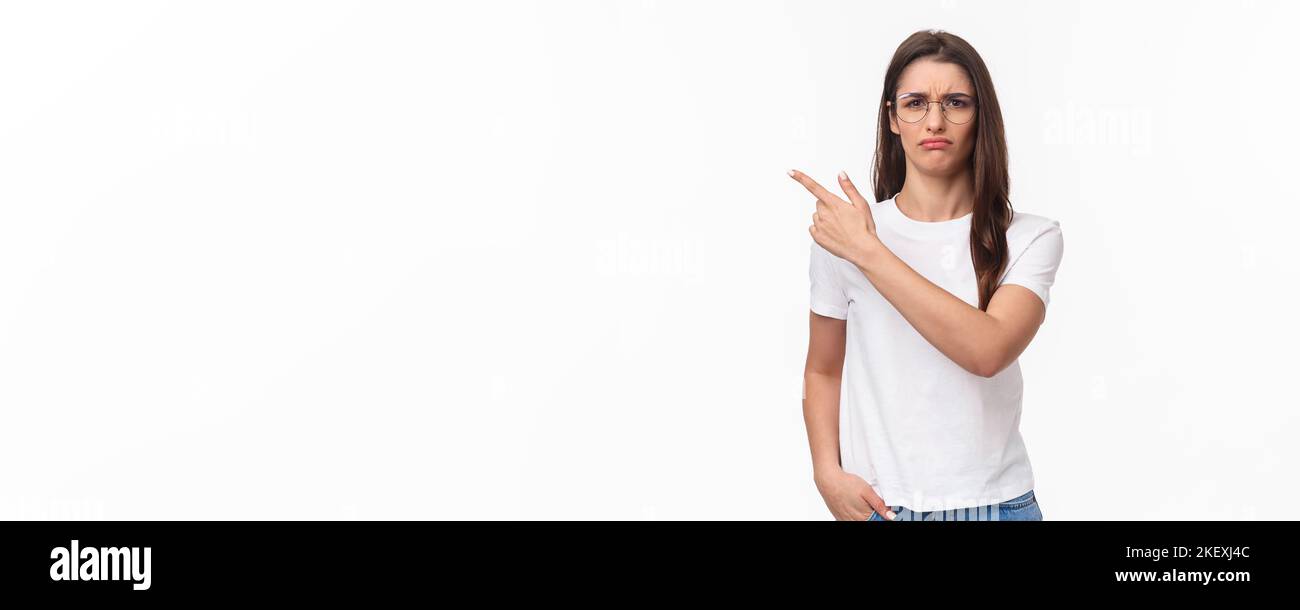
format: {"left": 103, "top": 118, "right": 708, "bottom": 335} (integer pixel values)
{"left": 972, "top": 353, "right": 1011, "bottom": 379}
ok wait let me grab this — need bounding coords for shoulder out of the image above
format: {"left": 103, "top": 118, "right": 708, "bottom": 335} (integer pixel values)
{"left": 809, "top": 240, "right": 859, "bottom": 283}
{"left": 1006, "top": 209, "right": 1063, "bottom": 254}
{"left": 998, "top": 209, "right": 1064, "bottom": 284}
{"left": 810, "top": 239, "right": 845, "bottom": 264}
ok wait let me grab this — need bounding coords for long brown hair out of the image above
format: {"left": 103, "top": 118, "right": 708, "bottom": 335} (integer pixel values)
{"left": 871, "top": 29, "right": 1013, "bottom": 311}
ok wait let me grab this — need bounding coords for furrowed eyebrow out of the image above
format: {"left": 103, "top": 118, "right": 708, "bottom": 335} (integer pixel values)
{"left": 897, "top": 91, "right": 973, "bottom": 99}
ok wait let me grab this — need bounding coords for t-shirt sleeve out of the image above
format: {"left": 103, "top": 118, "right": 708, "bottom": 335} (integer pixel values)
{"left": 998, "top": 220, "right": 1064, "bottom": 310}
{"left": 809, "top": 241, "right": 849, "bottom": 320}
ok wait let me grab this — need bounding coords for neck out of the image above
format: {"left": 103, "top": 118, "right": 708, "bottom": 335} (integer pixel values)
{"left": 896, "top": 172, "right": 975, "bottom": 221}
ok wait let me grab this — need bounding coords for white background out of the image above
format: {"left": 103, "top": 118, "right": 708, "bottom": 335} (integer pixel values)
{"left": 0, "top": 0, "right": 1294, "bottom": 520}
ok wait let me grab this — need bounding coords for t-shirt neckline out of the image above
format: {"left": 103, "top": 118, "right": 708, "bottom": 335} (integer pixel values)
{"left": 880, "top": 194, "right": 973, "bottom": 240}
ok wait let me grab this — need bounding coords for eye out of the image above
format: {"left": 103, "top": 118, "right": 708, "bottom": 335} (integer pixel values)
{"left": 946, "top": 98, "right": 967, "bottom": 107}
{"left": 904, "top": 98, "right": 923, "bottom": 108}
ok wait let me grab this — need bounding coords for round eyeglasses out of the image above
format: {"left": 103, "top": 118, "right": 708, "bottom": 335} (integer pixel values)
{"left": 887, "top": 94, "right": 977, "bottom": 125}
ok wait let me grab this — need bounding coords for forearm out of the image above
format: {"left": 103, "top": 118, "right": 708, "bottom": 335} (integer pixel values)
{"left": 849, "top": 247, "right": 1005, "bottom": 377}
{"left": 802, "top": 371, "right": 843, "bottom": 475}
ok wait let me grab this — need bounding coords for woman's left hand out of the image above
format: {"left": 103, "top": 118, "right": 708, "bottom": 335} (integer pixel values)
{"left": 789, "top": 169, "right": 885, "bottom": 266}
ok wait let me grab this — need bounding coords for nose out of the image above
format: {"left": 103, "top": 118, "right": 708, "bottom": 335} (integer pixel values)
{"left": 925, "top": 101, "right": 946, "bottom": 132}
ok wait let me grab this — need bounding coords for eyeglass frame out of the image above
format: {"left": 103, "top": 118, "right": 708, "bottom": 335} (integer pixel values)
{"left": 886, "top": 93, "right": 978, "bottom": 124}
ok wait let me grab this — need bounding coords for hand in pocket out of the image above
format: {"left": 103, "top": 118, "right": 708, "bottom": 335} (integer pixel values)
{"left": 815, "top": 469, "right": 896, "bottom": 521}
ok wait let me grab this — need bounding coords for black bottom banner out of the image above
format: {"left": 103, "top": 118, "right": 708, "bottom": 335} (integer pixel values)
{"left": 3, "top": 520, "right": 1290, "bottom": 599}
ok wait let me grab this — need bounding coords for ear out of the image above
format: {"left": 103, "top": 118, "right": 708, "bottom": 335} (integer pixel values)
{"left": 887, "top": 104, "right": 899, "bottom": 136}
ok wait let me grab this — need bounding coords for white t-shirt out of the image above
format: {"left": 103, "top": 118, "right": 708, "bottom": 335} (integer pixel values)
{"left": 809, "top": 194, "right": 1064, "bottom": 512}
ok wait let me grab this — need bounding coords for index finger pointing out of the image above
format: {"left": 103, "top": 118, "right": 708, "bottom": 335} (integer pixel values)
{"left": 788, "top": 169, "right": 846, "bottom": 207}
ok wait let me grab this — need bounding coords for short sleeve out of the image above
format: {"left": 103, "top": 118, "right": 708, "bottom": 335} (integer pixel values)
{"left": 998, "top": 220, "right": 1064, "bottom": 310}
{"left": 809, "top": 241, "right": 849, "bottom": 319}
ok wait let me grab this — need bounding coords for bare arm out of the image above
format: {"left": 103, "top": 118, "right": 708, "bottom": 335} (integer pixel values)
{"left": 789, "top": 168, "right": 1045, "bottom": 378}
{"left": 850, "top": 247, "right": 1045, "bottom": 378}
{"left": 803, "top": 310, "right": 847, "bottom": 475}
{"left": 803, "top": 309, "right": 896, "bottom": 521}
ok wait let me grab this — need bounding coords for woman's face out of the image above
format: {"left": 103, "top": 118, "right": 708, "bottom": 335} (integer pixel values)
{"left": 888, "top": 58, "right": 977, "bottom": 177}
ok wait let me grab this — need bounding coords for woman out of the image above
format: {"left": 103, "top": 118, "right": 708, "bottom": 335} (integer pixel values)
{"left": 791, "top": 30, "right": 1064, "bottom": 521}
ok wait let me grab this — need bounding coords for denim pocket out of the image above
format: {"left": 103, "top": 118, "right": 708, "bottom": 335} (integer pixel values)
{"left": 997, "top": 492, "right": 1042, "bottom": 521}
{"left": 997, "top": 490, "right": 1036, "bottom": 510}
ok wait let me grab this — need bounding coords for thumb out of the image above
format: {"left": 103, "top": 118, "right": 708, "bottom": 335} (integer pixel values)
{"left": 837, "top": 170, "right": 870, "bottom": 207}
{"left": 867, "top": 495, "right": 898, "bottom": 521}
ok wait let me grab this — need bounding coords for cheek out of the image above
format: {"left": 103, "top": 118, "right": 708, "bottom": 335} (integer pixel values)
{"left": 952, "top": 126, "right": 975, "bottom": 152}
